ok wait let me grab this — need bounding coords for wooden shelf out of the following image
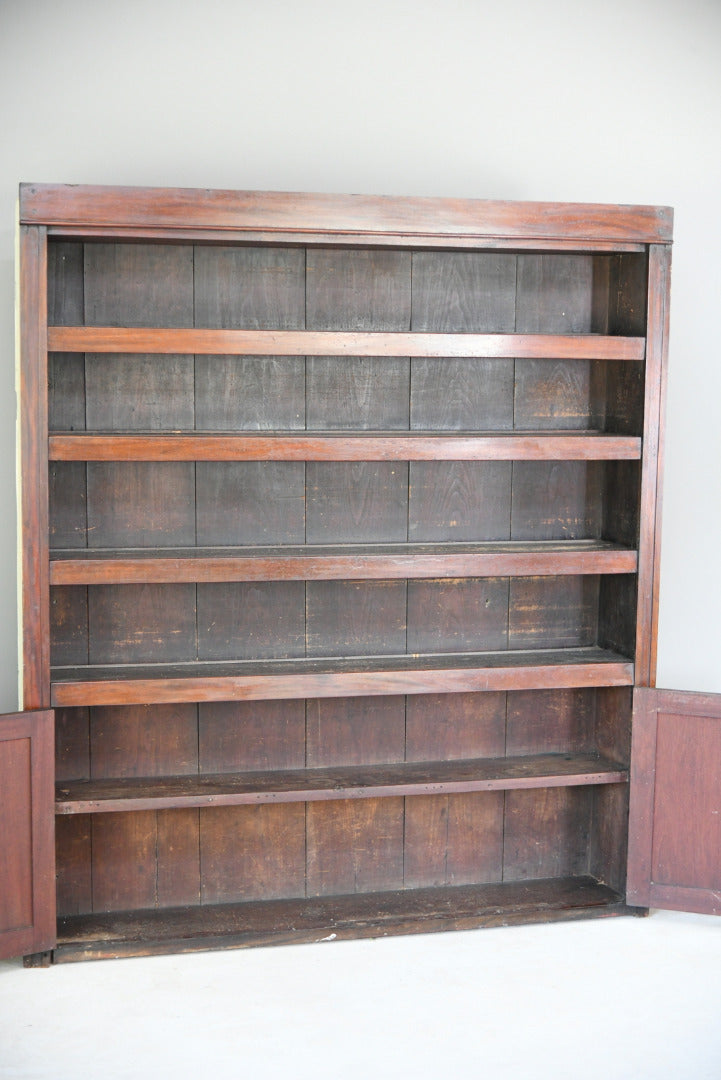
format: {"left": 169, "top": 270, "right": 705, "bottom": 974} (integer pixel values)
{"left": 49, "top": 540, "right": 639, "bottom": 585}
{"left": 47, "top": 326, "right": 646, "bottom": 360}
{"left": 52, "top": 876, "right": 632, "bottom": 962}
{"left": 50, "top": 647, "right": 634, "bottom": 706}
{"left": 48, "top": 431, "right": 642, "bottom": 462}
{"left": 55, "top": 753, "right": 628, "bottom": 814}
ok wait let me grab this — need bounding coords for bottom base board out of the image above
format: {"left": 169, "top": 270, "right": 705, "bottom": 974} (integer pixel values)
{"left": 45, "top": 876, "right": 645, "bottom": 964}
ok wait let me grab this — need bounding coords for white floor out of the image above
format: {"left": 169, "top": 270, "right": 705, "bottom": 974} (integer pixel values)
{"left": 1, "top": 910, "right": 720, "bottom": 1080}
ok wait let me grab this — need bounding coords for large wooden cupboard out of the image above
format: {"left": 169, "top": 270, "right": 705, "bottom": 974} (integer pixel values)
{"left": 5, "top": 184, "right": 715, "bottom": 966}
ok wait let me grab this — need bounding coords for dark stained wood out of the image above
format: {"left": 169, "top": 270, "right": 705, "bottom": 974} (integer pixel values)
{"left": 306, "top": 462, "right": 409, "bottom": 543}
{"left": 200, "top": 804, "right": 306, "bottom": 903}
{"left": 49, "top": 464, "right": 87, "bottom": 549}
{"left": 48, "top": 355, "right": 86, "bottom": 432}
{"left": 49, "top": 586, "right": 88, "bottom": 666}
{"left": 406, "top": 578, "right": 509, "bottom": 652}
{"left": 52, "top": 876, "right": 632, "bottom": 962}
{"left": 503, "top": 787, "right": 593, "bottom": 880}
{"left": 627, "top": 689, "right": 721, "bottom": 914}
{"left": 156, "top": 809, "right": 201, "bottom": 907}
{"left": 602, "top": 461, "right": 640, "bottom": 546}
{"left": 598, "top": 574, "right": 637, "bottom": 659}
{"left": 590, "top": 784, "right": 629, "bottom": 896}
{"left": 85, "top": 354, "right": 194, "bottom": 430}
{"left": 306, "top": 696, "right": 406, "bottom": 767}
{"left": 89, "top": 704, "right": 199, "bottom": 778}
{"left": 506, "top": 688, "right": 596, "bottom": 755}
{"left": 50, "top": 647, "right": 635, "bottom": 707}
{"left": 91, "top": 812, "right": 158, "bottom": 912}
{"left": 55, "top": 815, "right": 91, "bottom": 916}
{"left": 86, "top": 462, "right": 196, "bottom": 547}
{"left": 307, "top": 798, "right": 404, "bottom": 896}
{"left": 404, "top": 792, "right": 504, "bottom": 888}
{"left": 508, "top": 576, "right": 599, "bottom": 649}
{"left": 197, "top": 581, "right": 306, "bottom": 660}
{"left": 49, "top": 431, "right": 643, "bottom": 462}
{"left": 47, "top": 326, "right": 646, "bottom": 360}
{"left": 0, "top": 711, "right": 56, "bottom": 959}
{"left": 47, "top": 242, "right": 85, "bottom": 432}
{"left": 409, "top": 462, "right": 512, "bottom": 542}
{"left": 306, "top": 248, "right": 411, "bottom": 331}
{"left": 49, "top": 540, "right": 638, "bottom": 585}
{"left": 55, "top": 706, "right": 90, "bottom": 781}
{"left": 196, "top": 463, "right": 305, "bottom": 545}
{"left": 514, "top": 358, "right": 605, "bottom": 432}
{"left": 88, "top": 584, "right": 196, "bottom": 664}
{"left": 511, "top": 461, "right": 603, "bottom": 540}
{"left": 196, "top": 356, "right": 305, "bottom": 431}
{"left": 47, "top": 241, "right": 84, "bottom": 326}
{"left": 56, "top": 753, "right": 628, "bottom": 813}
{"left": 21, "top": 185, "right": 674, "bottom": 243}
{"left": 83, "top": 243, "right": 194, "bottom": 327}
{"left": 199, "top": 700, "right": 306, "bottom": 772}
{"left": 411, "top": 252, "right": 516, "bottom": 332}
{"left": 307, "top": 357, "right": 410, "bottom": 430}
{"left": 194, "top": 246, "right": 305, "bottom": 330}
{"left": 306, "top": 580, "right": 407, "bottom": 657}
{"left": 411, "top": 358, "right": 513, "bottom": 431}
{"left": 516, "top": 254, "right": 593, "bottom": 333}
{"left": 405, "top": 692, "right": 506, "bottom": 761}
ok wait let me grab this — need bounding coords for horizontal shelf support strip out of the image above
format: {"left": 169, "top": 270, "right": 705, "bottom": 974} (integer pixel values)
{"left": 46, "top": 327, "right": 646, "bottom": 360}
{"left": 48, "top": 433, "right": 642, "bottom": 462}
{"left": 55, "top": 754, "right": 628, "bottom": 815}
{"left": 50, "top": 659, "right": 634, "bottom": 706}
{"left": 49, "top": 547, "right": 639, "bottom": 585}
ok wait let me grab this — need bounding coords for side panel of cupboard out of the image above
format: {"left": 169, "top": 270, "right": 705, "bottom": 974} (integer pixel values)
{"left": 18, "top": 186, "right": 673, "bottom": 962}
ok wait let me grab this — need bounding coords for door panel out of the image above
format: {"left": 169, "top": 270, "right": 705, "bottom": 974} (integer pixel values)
{"left": 0, "top": 711, "right": 55, "bottom": 959}
{"left": 627, "top": 688, "right": 721, "bottom": 914}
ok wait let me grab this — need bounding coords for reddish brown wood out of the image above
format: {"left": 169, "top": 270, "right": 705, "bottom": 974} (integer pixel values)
{"left": 50, "top": 648, "right": 634, "bottom": 707}
{"left": 20, "top": 184, "right": 673, "bottom": 243}
{"left": 48, "top": 541, "right": 638, "bottom": 585}
{"left": 48, "top": 432, "right": 642, "bottom": 462}
{"left": 627, "top": 688, "right": 721, "bottom": 914}
{"left": 0, "top": 711, "right": 56, "bottom": 959}
{"left": 47, "top": 325, "right": 645, "bottom": 359}
{"left": 634, "top": 246, "right": 671, "bottom": 686}
{"left": 20, "top": 227, "right": 51, "bottom": 709}
{"left": 43, "top": 227, "right": 650, "bottom": 252}
{"left": 20, "top": 186, "right": 676, "bottom": 959}
{"left": 55, "top": 752, "right": 628, "bottom": 814}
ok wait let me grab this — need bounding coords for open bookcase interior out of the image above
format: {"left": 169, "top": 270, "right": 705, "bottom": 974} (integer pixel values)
{"left": 16, "top": 188, "right": 672, "bottom": 960}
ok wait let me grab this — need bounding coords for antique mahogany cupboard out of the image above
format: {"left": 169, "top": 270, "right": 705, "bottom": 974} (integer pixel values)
{"left": 3, "top": 183, "right": 719, "bottom": 966}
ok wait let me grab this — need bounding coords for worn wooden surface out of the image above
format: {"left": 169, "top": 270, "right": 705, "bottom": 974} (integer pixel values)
{"left": 55, "top": 753, "right": 628, "bottom": 813}
{"left": 53, "top": 876, "right": 635, "bottom": 962}
{"left": 19, "top": 188, "right": 673, "bottom": 957}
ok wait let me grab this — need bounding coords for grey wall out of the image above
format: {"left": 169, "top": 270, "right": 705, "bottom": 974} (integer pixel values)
{"left": 1, "top": 0, "right": 720, "bottom": 708}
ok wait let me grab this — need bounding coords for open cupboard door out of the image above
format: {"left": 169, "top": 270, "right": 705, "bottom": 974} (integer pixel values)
{"left": 627, "top": 688, "right": 721, "bottom": 915}
{"left": 0, "top": 711, "right": 55, "bottom": 959}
